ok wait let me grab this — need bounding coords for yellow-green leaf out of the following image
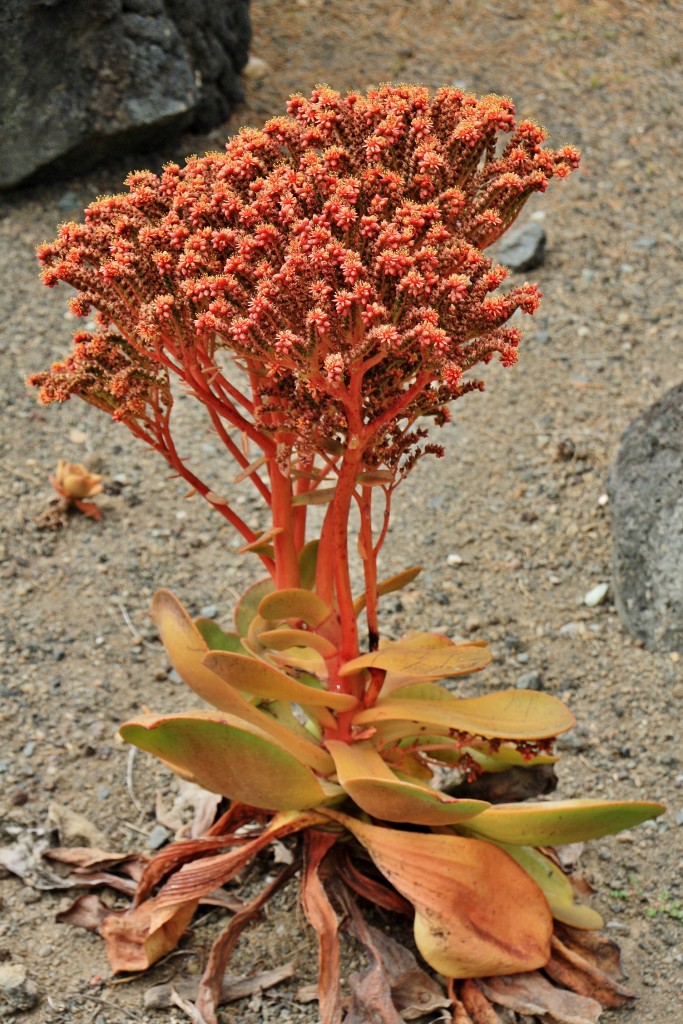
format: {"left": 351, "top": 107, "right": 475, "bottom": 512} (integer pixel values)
{"left": 461, "top": 799, "right": 666, "bottom": 846}
{"left": 465, "top": 744, "right": 558, "bottom": 771}
{"left": 340, "top": 638, "right": 492, "bottom": 678}
{"left": 353, "top": 690, "right": 575, "bottom": 740}
{"left": 121, "top": 710, "right": 335, "bottom": 810}
{"left": 258, "top": 588, "right": 333, "bottom": 628}
{"left": 353, "top": 566, "right": 422, "bottom": 616}
{"left": 323, "top": 809, "right": 552, "bottom": 978}
{"left": 326, "top": 740, "right": 489, "bottom": 826}
{"left": 203, "top": 650, "right": 357, "bottom": 712}
{"left": 494, "top": 844, "right": 604, "bottom": 930}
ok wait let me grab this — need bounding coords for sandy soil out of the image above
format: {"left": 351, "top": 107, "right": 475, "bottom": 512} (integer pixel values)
{"left": 0, "top": 1, "right": 681, "bottom": 1021}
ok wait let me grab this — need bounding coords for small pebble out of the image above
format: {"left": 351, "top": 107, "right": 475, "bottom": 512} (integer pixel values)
{"left": 516, "top": 671, "right": 543, "bottom": 690}
{"left": 584, "top": 582, "right": 609, "bottom": 607}
{"left": 673, "top": 809, "right": 683, "bottom": 827}
{"left": 199, "top": 604, "right": 218, "bottom": 619}
{"left": 0, "top": 963, "right": 40, "bottom": 1013}
{"left": 147, "top": 825, "right": 171, "bottom": 850}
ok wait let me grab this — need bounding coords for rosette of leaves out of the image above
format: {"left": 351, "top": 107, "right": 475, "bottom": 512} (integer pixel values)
{"left": 103, "top": 575, "right": 663, "bottom": 1023}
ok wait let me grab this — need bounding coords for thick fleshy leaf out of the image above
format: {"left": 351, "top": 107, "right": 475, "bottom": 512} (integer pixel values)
{"left": 203, "top": 650, "right": 357, "bottom": 711}
{"left": 258, "top": 627, "right": 338, "bottom": 659}
{"left": 465, "top": 743, "right": 558, "bottom": 770}
{"left": 353, "top": 690, "right": 576, "bottom": 740}
{"left": 323, "top": 810, "right": 553, "bottom": 978}
{"left": 495, "top": 844, "right": 603, "bottom": 930}
{"left": 353, "top": 566, "right": 422, "bottom": 617}
{"left": 120, "top": 711, "right": 335, "bottom": 809}
{"left": 291, "top": 485, "right": 337, "bottom": 506}
{"left": 461, "top": 799, "right": 666, "bottom": 846}
{"left": 151, "top": 590, "right": 332, "bottom": 773}
{"left": 194, "top": 618, "right": 248, "bottom": 655}
{"left": 234, "top": 578, "right": 275, "bottom": 636}
{"left": 340, "top": 638, "right": 491, "bottom": 678}
{"left": 326, "top": 740, "right": 489, "bottom": 826}
{"left": 259, "top": 588, "right": 333, "bottom": 628}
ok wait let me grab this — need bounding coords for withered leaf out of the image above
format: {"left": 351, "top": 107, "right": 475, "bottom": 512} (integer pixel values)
{"left": 144, "top": 962, "right": 295, "bottom": 1009}
{"left": 479, "top": 972, "right": 603, "bottom": 1024}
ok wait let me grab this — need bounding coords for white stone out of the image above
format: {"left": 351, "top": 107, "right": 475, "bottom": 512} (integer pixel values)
{"left": 584, "top": 582, "right": 610, "bottom": 607}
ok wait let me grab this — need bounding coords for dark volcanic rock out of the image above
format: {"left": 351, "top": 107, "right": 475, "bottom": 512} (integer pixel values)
{"left": 0, "top": 0, "right": 251, "bottom": 189}
{"left": 607, "top": 383, "right": 683, "bottom": 652}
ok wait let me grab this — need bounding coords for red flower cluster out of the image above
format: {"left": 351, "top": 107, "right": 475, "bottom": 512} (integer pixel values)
{"left": 30, "top": 84, "right": 578, "bottom": 470}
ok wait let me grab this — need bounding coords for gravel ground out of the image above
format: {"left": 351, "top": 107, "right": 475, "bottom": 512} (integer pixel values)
{"left": 0, "top": 1, "right": 681, "bottom": 1021}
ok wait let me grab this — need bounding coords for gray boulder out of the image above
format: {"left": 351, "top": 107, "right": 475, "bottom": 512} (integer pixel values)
{"left": 495, "top": 221, "right": 547, "bottom": 272}
{"left": 607, "top": 383, "right": 683, "bottom": 652}
{"left": 0, "top": 0, "right": 251, "bottom": 189}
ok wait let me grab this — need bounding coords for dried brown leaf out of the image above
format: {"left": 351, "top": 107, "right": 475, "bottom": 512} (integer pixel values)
{"left": 545, "top": 935, "right": 635, "bottom": 1009}
{"left": 301, "top": 831, "right": 343, "bottom": 1024}
{"left": 195, "top": 862, "right": 298, "bottom": 1024}
{"left": 554, "top": 924, "right": 623, "bottom": 979}
{"left": 479, "top": 972, "right": 603, "bottom": 1023}
{"left": 459, "top": 980, "right": 505, "bottom": 1023}
{"left": 56, "top": 893, "right": 119, "bottom": 932}
{"left": 143, "top": 963, "right": 295, "bottom": 1009}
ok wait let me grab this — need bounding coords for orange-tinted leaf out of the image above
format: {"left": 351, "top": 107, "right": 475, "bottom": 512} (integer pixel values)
{"left": 462, "top": 799, "right": 666, "bottom": 846}
{"left": 323, "top": 810, "right": 552, "bottom": 978}
{"left": 151, "top": 590, "right": 332, "bottom": 773}
{"left": 202, "top": 650, "right": 356, "bottom": 711}
{"left": 258, "top": 627, "right": 338, "bottom": 659}
{"left": 353, "top": 690, "right": 575, "bottom": 741}
{"left": 120, "top": 711, "right": 336, "bottom": 809}
{"left": 326, "top": 740, "right": 489, "bottom": 826}
{"left": 341, "top": 638, "right": 491, "bottom": 678}
{"left": 258, "top": 588, "right": 333, "bottom": 628}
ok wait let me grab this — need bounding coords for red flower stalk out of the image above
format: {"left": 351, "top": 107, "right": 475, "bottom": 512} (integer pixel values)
{"left": 29, "top": 84, "right": 579, "bottom": 672}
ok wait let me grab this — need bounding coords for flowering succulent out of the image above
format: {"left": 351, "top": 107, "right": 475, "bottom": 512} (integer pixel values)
{"left": 30, "top": 85, "right": 662, "bottom": 1023}
{"left": 45, "top": 458, "right": 103, "bottom": 521}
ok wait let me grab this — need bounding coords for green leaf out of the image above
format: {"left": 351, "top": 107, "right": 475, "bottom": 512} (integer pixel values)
{"left": 494, "top": 844, "right": 604, "bottom": 930}
{"left": 234, "top": 578, "right": 275, "bottom": 636}
{"left": 203, "top": 650, "right": 357, "bottom": 712}
{"left": 461, "top": 799, "right": 666, "bottom": 846}
{"left": 326, "top": 740, "right": 489, "bottom": 826}
{"left": 322, "top": 809, "right": 553, "bottom": 979}
{"left": 298, "top": 540, "right": 319, "bottom": 590}
{"left": 258, "top": 588, "right": 333, "bottom": 628}
{"left": 121, "top": 711, "right": 336, "bottom": 810}
{"left": 194, "top": 618, "right": 248, "bottom": 655}
{"left": 353, "top": 566, "right": 422, "bottom": 616}
{"left": 353, "top": 690, "right": 576, "bottom": 740}
{"left": 340, "top": 638, "right": 492, "bottom": 678}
